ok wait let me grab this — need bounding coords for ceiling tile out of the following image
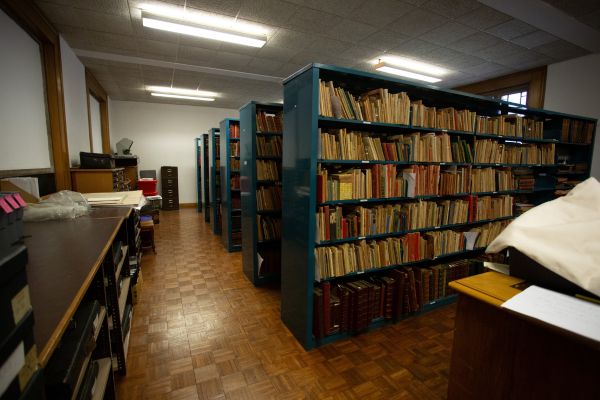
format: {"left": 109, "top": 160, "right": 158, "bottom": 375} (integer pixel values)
{"left": 486, "top": 19, "right": 537, "bottom": 41}
{"left": 307, "top": 37, "right": 352, "bottom": 54}
{"left": 322, "top": 19, "right": 378, "bottom": 43}
{"left": 348, "top": 0, "right": 416, "bottom": 27}
{"left": 403, "top": 0, "right": 427, "bottom": 5}
{"left": 455, "top": 5, "right": 512, "bottom": 31}
{"left": 137, "top": 39, "right": 178, "bottom": 60}
{"left": 419, "top": 22, "right": 477, "bottom": 46}
{"left": 84, "top": 31, "right": 139, "bottom": 52}
{"left": 212, "top": 51, "right": 253, "bottom": 70}
{"left": 183, "top": 0, "right": 242, "bottom": 16}
{"left": 532, "top": 40, "right": 590, "bottom": 61}
{"left": 339, "top": 46, "right": 382, "bottom": 63}
{"left": 494, "top": 49, "right": 554, "bottom": 69}
{"left": 284, "top": 0, "right": 365, "bottom": 18}
{"left": 245, "top": 57, "right": 285, "bottom": 75}
{"left": 237, "top": 0, "right": 299, "bottom": 26}
{"left": 255, "top": 46, "right": 299, "bottom": 63}
{"left": 448, "top": 32, "right": 503, "bottom": 54}
{"left": 577, "top": 9, "right": 600, "bottom": 30}
{"left": 541, "top": 0, "right": 599, "bottom": 19}
{"left": 385, "top": 8, "right": 449, "bottom": 37}
{"left": 266, "top": 29, "right": 317, "bottom": 50}
{"left": 421, "top": 0, "right": 480, "bottom": 19}
{"left": 390, "top": 39, "right": 444, "bottom": 58}
{"left": 360, "top": 30, "right": 410, "bottom": 52}
{"left": 461, "top": 62, "right": 514, "bottom": 77}
{"left": 285, "top": 7, "right": 343, "bottom": 35}
{"left": 511, "top": 30, "right": 557, "bottom": 49}
{"left": 472, "top": 41, "right": 526, "bottom": 61}
{"left": 176, "top": 45, "right": 219, "bottom": 66}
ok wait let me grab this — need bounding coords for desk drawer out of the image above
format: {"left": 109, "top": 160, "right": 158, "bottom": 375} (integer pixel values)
{"left": 160, "top": 166, "right": 178, "bottom": 179}
{"left": 162, "top": 188, "right": 179, "bottom": 198}
{"left": 161, "top": 178, "right": 178, "bottom": 188}
{"left": 162, "top": 198, "right": 179, "bottom": 210}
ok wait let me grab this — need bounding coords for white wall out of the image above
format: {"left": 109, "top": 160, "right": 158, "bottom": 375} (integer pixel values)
{"left": 89, "top": 95, "right": 103, "bottom": 152}
{"left": 60, "top": 35, "right": 90, "bottom": 166}
{"left": 0, "top": 8, "right": 51, "bottom": 171}
{"left": 545, "top": 54, "right": 600, "bottom": 178}
{"left": 109, "top": 100, "right": 238, "bottom": 204}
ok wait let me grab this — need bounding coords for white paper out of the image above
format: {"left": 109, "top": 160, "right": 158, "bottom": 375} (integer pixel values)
{"left": 402, "top": 172, "right": 416, "bottom": 198}
{"left": 2, "top": 177, "right": 39, "bottom": 199}
{"left": 0, "top": 342, "right": 25, "bottom": 395}
{"left": 463, "top": 231, "right": 479, "bottom": 250}
{"left": 502, "top": 285, "right": 600, "bottom": 342}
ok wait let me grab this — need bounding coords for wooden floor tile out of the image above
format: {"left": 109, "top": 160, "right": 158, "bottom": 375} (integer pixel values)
{"left": 116, "top": 209, "right": 456, "bottom": 399}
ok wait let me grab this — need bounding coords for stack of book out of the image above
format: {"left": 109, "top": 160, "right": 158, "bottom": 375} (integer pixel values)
{"left": 257, "top": 216, "right": 281, "bottom": 241}
{"left": 469, "top": 195, "right": 513, "bottom": 221}
{"left": 411, "top": 101, "right": 476, "bottom": 132}
{"left": 256, "top": 186, "right": 281, "bottom": 211}
{"left": 256, "top": 136, "right": 282, "bottom": 157}
{"left": 256, "top": 160, "right": 279, "bottom": 180}
{"left": 561, "top": 119, "right": 594, "bottom": 143}
{"left": 256, "top": 110, "right": 283, "bottom": 133}
{"left": 476, "top": 115, "right": 543, "bottom": 138}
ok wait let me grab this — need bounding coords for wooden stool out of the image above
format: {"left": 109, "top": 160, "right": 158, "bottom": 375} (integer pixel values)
{"left": 140, "top": 217, "right": 156, "bottom": 254}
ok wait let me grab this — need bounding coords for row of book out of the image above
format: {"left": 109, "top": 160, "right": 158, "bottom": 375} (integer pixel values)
{"left": 319, "top": 129, "right": 473, "bottom": 163}
{"left": 315, "top": 221, "right": 507, "bottom": 279}
{"left": 476, "top": 115, "right": 544, "bottom": 139}
{"left": 319, "top": 80, "right": 411, "bottom": 125}
{"left": 561, "top": 119, "right": 594, "bottom": 144}
{"left": 411, "top": 100, "right": 477, "bottom": 132}
{"left": 317, "top": 164, "right": 524, "bottom": 202}
{"left": 256, "top": 186, "right": 281, "bottom": 211}
{"left": 257, "top": 136, "right": 282, "bottom": 157}
{"left": 257, "top": 215, "right": 281, "bottom": 242}
{"left": 474, "top": 139, "right": 555, "bottom": 165}
{"left": 256, "top": 160, "right": 279, "bottom": 181}
{"left": 230, "top": 123, "right": 240, "bottom": 138}
{"left": 316, "top": 195, "right": 513, "bottom": 242}
{"left": 313, "top": 259, "right": 484, "bottom": 338}
{"left": 256, "top": 110, "right": 283, "bottom": 133}
{"left": 231, "top": 159, "right": 240, "bottom": 170}
{"left": 230, "top": 142, "right": 240, "bottom": 157}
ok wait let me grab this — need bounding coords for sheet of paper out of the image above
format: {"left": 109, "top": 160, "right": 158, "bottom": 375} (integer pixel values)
{"left": 501, "top": 285, "right": 600, "bottom": 342}
{"left": 463, "top": 231, "right": 479, "bottom": 250}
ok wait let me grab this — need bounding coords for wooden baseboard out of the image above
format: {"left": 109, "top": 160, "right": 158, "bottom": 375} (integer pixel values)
{"left": 179, "top": 203, "right": 196, "bottom": 208}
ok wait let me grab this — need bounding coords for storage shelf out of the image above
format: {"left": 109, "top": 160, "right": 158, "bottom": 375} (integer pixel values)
{"left": 315, "top": 216, "right": 514, "bottom": 246}
{"left": 220, "top": 118, "right": 242, "bottom": 252}
{"left": 209, "top": 127, "right": 221, "bottom": 234}
{"left": 317, "top": 248, "right": 486, "bottom": 282}
{"left": 114, "top": 245, "right": 128, "bottom": 279}
{"left": 315, "top": 294, "right": 458, "bottom": 346}
{"left": 318, "top": 159, "right": 470, "bottom": 166}
{"left": 474, "top": 133, "right": 558, "bottom": 143}
{"left": 472, "top": 163, "right": 555, "bottom": 167}
{"left": 318, "top": 193, "right": 470, "bottom": 206}
{"left": 241, "top": 102, "right": 284, "bottom": 285}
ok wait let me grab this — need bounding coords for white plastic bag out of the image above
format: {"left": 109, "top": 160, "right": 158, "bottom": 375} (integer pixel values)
{"left": 23, "top": 190, "right": 90, "bottom": 221}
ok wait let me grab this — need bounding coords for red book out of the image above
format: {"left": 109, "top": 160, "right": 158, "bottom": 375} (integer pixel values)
{"left": 342, "top": 219, "right": 348, "bottom": 239}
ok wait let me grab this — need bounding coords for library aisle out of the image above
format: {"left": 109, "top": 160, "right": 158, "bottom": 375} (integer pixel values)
{"left": 118, "top": 208, "right": 456, "bottom": 399}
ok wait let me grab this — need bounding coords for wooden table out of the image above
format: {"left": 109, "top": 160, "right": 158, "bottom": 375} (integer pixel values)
{"left": 448, "top": 271, "right": 600, "bottom": 400}
{"left": 23, "top": 209, "right": 128, "bottom": 366}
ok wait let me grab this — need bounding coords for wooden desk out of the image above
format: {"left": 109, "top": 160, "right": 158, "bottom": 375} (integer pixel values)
{"left": 448, "top": 272, "right": 600, "bottom": 400}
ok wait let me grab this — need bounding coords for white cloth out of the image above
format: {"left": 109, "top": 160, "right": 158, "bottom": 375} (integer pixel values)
{"left": 487, "top": 177, "right": 600, "bottom": 296}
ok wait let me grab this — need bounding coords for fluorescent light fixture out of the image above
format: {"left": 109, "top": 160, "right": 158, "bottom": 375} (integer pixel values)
{"left": 142, "top": 17, "right": 266, "bottom": 47}
{"left": 371, "top": 56, "right": 448, "bottom": 76}
{"left": 374, "top": 63, "right": 442, "bottom": 83}
{"left": 140, "top": 3, "right": 270, "bottom": 36}
{"left": 146, "top": 86, "right": 218, "bottom": 98}
{"left": 151, "top": 93, "right": 215, "bottom": 101}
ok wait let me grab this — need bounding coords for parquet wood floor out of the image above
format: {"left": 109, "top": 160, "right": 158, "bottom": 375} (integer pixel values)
{"left": 117, "top": 208, "right": 455, "bottom": 400}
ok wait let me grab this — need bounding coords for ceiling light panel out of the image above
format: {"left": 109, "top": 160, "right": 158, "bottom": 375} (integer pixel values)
{"left": 147, "top": 86, "right": 218, "bottom": 97}
{"left": 151, "top": 93, "right": 215, "bottom": 101}
{"left": 140, "top": 3, "right": 271, "bottom": 36}
{"left": 374, "top": 63, "right": 442, "bottom": 83}
{"left": 370, "top": 55, "right": 449, "bottom": 76}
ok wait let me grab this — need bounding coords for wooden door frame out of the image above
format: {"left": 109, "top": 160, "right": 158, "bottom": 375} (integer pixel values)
{"left": 85, "top": 68, "right": 111, "bottom": 154}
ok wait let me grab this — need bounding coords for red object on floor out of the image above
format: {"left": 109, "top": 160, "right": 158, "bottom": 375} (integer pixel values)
{"left": 137, "top": 178, "right": 158, "bottom": 196}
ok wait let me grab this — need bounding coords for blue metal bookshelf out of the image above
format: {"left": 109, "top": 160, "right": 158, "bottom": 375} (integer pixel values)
{"left": 199, "top": 133, "right": 210, "bottom": 222}
{"left": 219, "top": 118, "right": 242, "bottom": 252}
{"left": 240, "top": 101, "right": 284, "bottom": 285}
{"left": 281, "top": 63, "right": 596, "bottom": 350}
{"left": 208, "top": 127, "right": 221, "bottom": 234}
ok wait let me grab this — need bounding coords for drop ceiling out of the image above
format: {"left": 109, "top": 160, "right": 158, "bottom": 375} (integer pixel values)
{"left": 33, "top": 0, "right": 598, "bottom": 109}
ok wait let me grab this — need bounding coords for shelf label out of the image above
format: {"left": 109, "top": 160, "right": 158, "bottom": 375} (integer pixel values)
{"left": 359, "top": 199, "right": 367, "bottom": 202}
{"left": 361, "top": 160, "right": 370, "bottom": 164}
{"left": 362, "top": 121, "right": 371, "bottom": 124}
{"left": 358, "top": 236, "right": 366, "bottom": 240}
{"left": 357, "top": 271, "right": 364, "bottom": 274}
{"left": 434, "top": 226, "right": 440, "bottom": 229}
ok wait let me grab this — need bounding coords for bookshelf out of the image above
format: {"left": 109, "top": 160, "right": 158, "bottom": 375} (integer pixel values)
{"left": 281, "top": 63, "right": 596, "bottom": 350}
{"left": 219, "top": 118, "right": 242, "bottom": 252}
{"left": 196, "top": 136, "right": 202, "bottom": 213}
{"left": 240, "top": 102, "right": 284, "bottom": 285}
{"left": 199, "top": 133, "right": 210, "bottom": 222}
{"left": 208, "top": 127, "right": 221, "bottom": 234}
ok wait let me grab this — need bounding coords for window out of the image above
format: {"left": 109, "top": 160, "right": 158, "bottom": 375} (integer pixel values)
{"left": 500, "top": 91, "right": 528, "bottom": 106}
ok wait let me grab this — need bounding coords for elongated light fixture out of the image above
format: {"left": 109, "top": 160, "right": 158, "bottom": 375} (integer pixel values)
{"left": 142, "top": 15, "right": 267, "bottom": 48}
{"left": 374, "top": 62, "right": 442, "bottom": 83}
{"left": 146, "top": 86, "right": 218, "bottom": 98}
{"left": 151, "top": 93, "right": 215, "bottom": 101}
